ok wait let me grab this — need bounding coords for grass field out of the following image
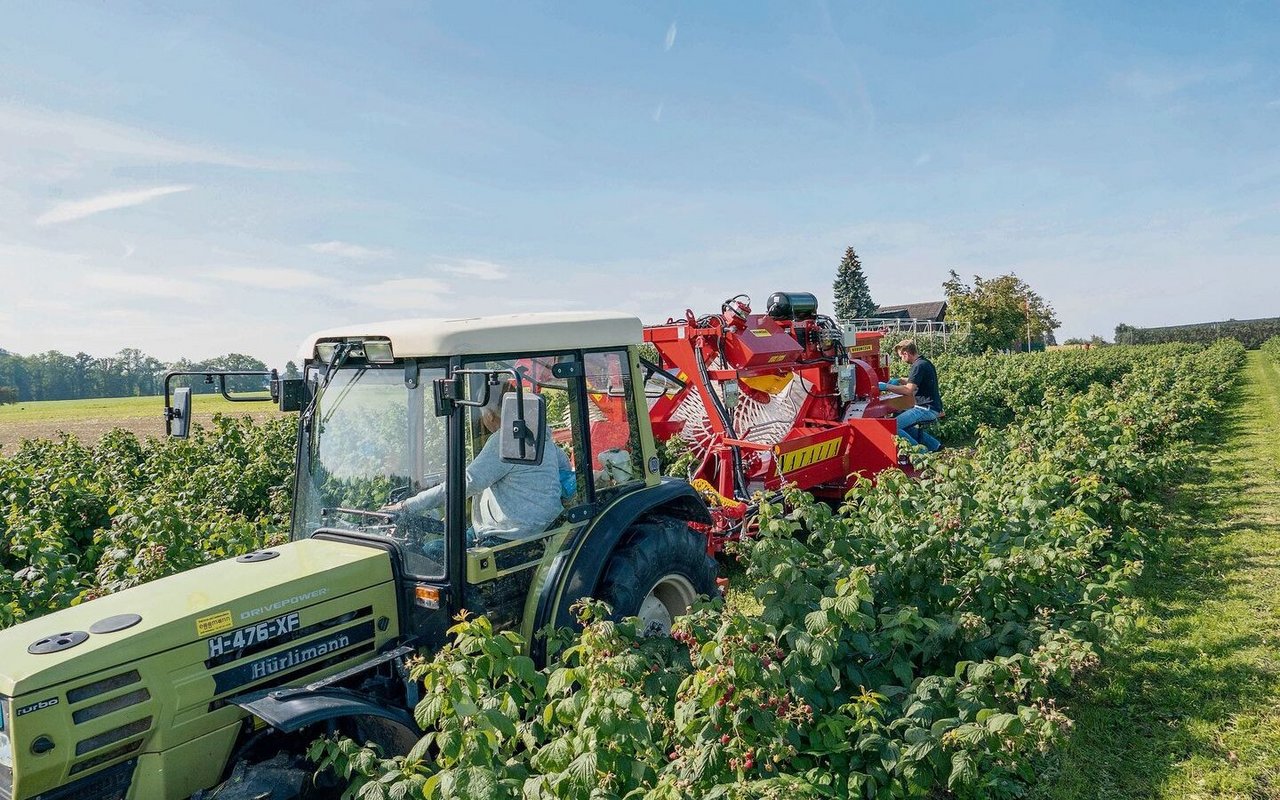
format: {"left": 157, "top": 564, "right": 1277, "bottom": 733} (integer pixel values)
{"left": 0, "top": 394, "right": 283, "bottom": 451}
{"left": 1031, "top": 349, "right": 1280, "bottom": 798}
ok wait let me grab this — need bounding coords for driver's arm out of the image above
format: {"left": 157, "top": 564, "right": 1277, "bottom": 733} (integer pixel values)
{"left": 401, "top": 434, "right": 514, "bottom": 513}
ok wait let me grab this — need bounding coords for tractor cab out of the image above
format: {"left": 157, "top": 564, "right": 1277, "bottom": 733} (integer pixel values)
{"left": 288, "top": 313, "right": 675, "bottom": 650}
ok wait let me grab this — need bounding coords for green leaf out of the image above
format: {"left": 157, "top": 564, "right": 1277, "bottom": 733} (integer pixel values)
{"left": 891, "top": 655, "right": 915, "bottom": 688}
{"left": 481, "top": 708, "right": 517, "bottom": 738}
{"left": 948, "top": 751, "right": 977, "bottom": 789}
{"left": 546, "top": 667, "right": 576, "bottom": 696}
{"left": 984, "top": 712, "right": 1024, "bottom": 736}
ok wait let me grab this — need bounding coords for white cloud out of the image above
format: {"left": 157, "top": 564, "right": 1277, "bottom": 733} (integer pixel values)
{"left": 0, "top": 101, "right": 317, "bottom": 170}
{"left": 82, "top": 271, "right": 206, "bottom": 302}
{"left": 307, "top": 240, "right": 392, "bottom": 260}
{"left": 435, "top": 259, "right": 509, "bottom": 281}
{"left": 351, "top": 277, "right": 453, "bottom": 310}
{"left": 653, "top": 102, "right": 664, "bottom": 123}
{"left": 36, "top": 185, "right": 193, "bottom": 225}
{"left": 0, "top": 242, "right": 87, "bottom": 279}
{"left": 211, "top": 266, "right": 335, "bottom": 290}
{"left": 665, "top": 22, "right": 678, "bottom": 51}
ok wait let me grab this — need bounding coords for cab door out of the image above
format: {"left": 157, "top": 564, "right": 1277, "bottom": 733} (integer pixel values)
{"left": 451, "top": 351, "right": 594, "bottom": 633}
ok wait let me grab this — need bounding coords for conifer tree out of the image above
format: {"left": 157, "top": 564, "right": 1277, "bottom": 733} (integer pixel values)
{"left": 832, "top": 246, "right": 876, "bottom": 323}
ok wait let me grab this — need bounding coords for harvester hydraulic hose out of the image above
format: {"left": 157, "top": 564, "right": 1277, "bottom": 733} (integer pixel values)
{"left": 696, "top": 350, "right": 750, "bottom": 501}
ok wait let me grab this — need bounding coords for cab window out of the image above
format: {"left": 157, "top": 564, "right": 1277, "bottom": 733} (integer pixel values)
{"left": 583, "top": 350, "right": 644, "bottom": 497}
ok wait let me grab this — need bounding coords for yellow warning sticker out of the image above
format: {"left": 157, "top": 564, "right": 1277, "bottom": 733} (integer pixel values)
{"left": 196, "top": 610, "right": 233, "bottom": 637}
{"left": 776, "top": 438, "right": 842, "bottom": 473}
{"left": 750, "top": 329, "right": 771, "bottom": 337}
{"left": 847, "top": 344, "right": 875, "bottom": 354}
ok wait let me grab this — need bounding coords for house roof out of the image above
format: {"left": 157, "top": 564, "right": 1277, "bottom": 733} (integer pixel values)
{"left": 875, "top": 301, "right": 947, "bottom": 321}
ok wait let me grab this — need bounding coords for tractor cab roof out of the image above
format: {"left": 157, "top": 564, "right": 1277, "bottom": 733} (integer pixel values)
{"left": 301, "top": 311, "right": 643, "bottom": 361}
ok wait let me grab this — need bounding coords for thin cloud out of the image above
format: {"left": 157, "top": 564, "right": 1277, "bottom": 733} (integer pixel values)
{"left": 0, "top": 101, "right": 319, "bottom": 170}
{"left": 436, "top": 259, "right": 509, "bottom": 281}
{"left": 82, "top": 271, "right": 206, "bottom": 301}
{"left": 653, "top": 102, "right": 664, "bottom": 123}
{"left": 665, "top": 22, "right": 678, "bottom": 51}
{"left": 212, "top": 266, "right": 335, "bottom": 290}
{"left": 351, "top": 277, "right": 453, "bottom": 310}
{"left": 308, "top": 240, "right": 392, "bottom": 260}
{"left": 36, "top": 185, "right": 193, "bottom": 225}
{"left": 914, "top": 152, "right": 932, "bottom": 167}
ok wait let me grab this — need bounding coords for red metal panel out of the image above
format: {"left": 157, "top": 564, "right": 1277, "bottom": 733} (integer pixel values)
{"left": 846, "top": 418, "right": 898, "bottom": 478}
{"left": 721, "top": 315, "right": 803, "bottom": 369}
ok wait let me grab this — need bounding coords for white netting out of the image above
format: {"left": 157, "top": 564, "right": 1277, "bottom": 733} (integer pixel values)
{"left": 669, "top": 377, "right": 810, "bottom": 458}
{"left": 670, "top": 390, "right": 716, "bottom": 456}
{"left": 732, "top": 377, "right": 808, "bottom": 446}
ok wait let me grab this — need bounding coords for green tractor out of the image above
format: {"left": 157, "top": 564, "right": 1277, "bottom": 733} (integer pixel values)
{"left": 0, "top": 312, "right": 718, "bottom": 800}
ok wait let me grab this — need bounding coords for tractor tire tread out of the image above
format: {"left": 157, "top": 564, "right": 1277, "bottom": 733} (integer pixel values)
{"left": 596, "top": 516, "right": 717, "bottom": 623}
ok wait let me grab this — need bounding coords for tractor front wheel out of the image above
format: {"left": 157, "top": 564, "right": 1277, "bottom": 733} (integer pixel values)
{"left": 597, "top": 517, "right": 717, "bottom": 635}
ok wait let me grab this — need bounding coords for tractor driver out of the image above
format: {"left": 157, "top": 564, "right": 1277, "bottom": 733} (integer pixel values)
{"left": 880, "top": 339, "right": 944, "bottom": 452}
{"left": 385, "top": 385, "right": 573, "bottom": 548}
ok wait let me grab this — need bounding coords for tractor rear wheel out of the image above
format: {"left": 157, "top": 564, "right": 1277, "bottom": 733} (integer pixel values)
{"left": 597, "top": 517, "right": 717, "bottom": 635}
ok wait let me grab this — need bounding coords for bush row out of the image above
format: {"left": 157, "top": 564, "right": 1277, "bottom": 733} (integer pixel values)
{"left": 317, "top": 340, "right": 1245, "bottom": 799}
{"left": 1262, "top": 336, "right": 1280, "bottom": 364}
{"left": 0, "top": 416, "right": 296, "bottom": 628}
{"left": 923, "top": 342, "right": 1212, "bottom": 444}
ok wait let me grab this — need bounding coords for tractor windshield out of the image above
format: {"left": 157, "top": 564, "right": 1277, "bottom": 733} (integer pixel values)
{"left": 293, "top": 362, "right": 448, "bottom": 577}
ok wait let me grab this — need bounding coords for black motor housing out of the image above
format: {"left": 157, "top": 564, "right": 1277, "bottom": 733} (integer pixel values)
{"left": 766, "top": 292, "right": 819, "bottom": 320}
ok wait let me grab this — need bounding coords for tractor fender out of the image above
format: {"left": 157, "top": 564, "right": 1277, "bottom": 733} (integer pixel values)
{"left": 529, "top": 477, "right": 712, "bottom": 663}
{"left": 232, "top": 685, "right": 420, "bottom": 739}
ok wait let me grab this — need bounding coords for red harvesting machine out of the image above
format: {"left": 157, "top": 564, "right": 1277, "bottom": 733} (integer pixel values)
{"left": 638, "top": 292, "right": 905, "bottom": 549}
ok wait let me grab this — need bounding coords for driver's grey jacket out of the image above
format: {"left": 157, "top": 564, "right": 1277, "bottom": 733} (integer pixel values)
{"left": 402, "top": 434, "right": 570, "bottom": 539}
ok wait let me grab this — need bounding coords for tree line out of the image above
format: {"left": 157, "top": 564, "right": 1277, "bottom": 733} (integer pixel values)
{"left": 1115, "top": 317, "right": 1280, "bottom": 350}
{"left": 831, "top": 245, "right": 1062, "bottom": 353}
{"left": 0, "top": 347, "right": 298, "bottom": 404}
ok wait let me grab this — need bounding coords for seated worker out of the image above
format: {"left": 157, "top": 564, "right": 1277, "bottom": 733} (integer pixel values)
{"left": 387, "top": 385, "right": 574, "bottom": 546}
{"left": 880, "top": 338, "right": 944, "bottom": 452}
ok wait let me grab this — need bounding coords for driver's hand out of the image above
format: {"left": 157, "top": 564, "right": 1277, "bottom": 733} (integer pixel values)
{"left": 380, "top": 501, "right": 406, "bottom": 515}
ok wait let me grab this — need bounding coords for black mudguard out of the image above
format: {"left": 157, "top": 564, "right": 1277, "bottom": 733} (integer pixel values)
{"left": 528, "top": 477, "right": 712, "bottom": 664}
{"left": 233, "top": 686, "right": 419, "bottom": 738}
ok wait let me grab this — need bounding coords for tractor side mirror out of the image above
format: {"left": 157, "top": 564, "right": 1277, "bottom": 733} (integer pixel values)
{"left": 168, "top": 387, "right": 192, "bottom": 438}
{"left": 499, "top": 393, "right": 546, "bottom": 465}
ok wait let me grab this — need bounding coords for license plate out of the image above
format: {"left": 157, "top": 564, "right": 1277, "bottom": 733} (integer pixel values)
{"left": 207, "top": 612, "right": 301, "bottom": 659}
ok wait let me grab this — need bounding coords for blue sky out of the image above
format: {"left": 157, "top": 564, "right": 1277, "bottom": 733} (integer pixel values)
{"left": 1, "top": 1, "right": 1277, "bottom": 366}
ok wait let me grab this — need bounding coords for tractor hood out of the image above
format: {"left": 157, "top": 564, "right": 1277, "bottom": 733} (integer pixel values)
{"left": 0, "top": 537, "right": 394, "bottom": 697}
